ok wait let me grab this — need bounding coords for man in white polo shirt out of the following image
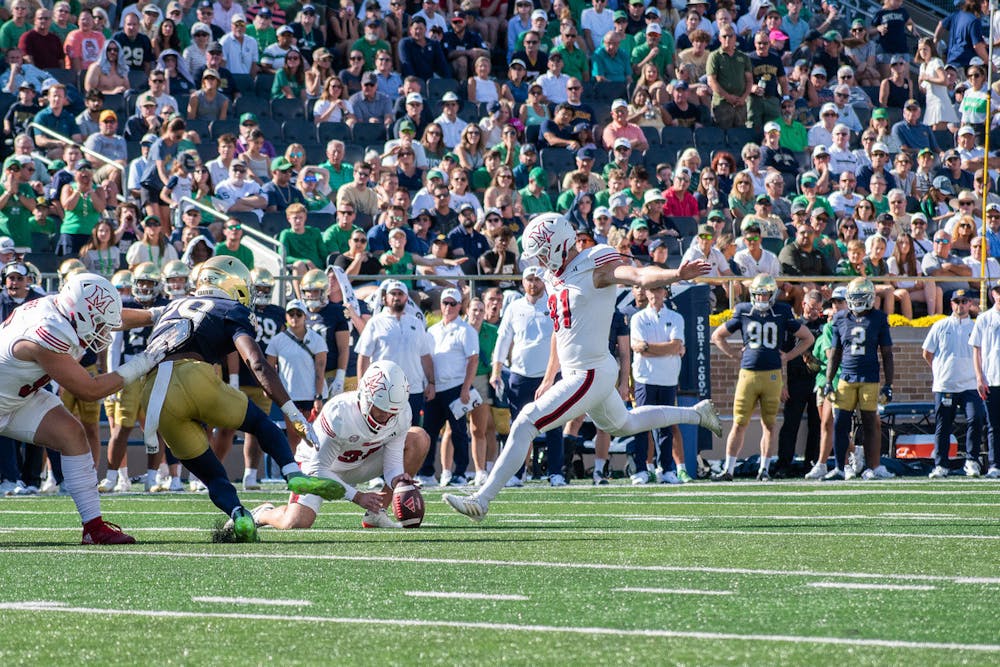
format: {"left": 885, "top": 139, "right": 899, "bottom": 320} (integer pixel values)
{"left": 971, "top": 283, "right": 1000, "bottom": 478}
{"left": 355, "top": 280, "right": 435, "bottom": 421}
{"left": 490, "top": 267, "right": 565, "bottom": 487}
{"left": 630, "top": 284, "right": 688, "bottom": 484}
{"left": 922, "top": 289, "right": 985, "bottom": 479}
{"left": 420, "top": 287, "right": 478, "bottom": 487}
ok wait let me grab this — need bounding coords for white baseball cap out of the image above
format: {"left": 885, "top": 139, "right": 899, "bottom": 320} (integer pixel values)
{"left": 523, "top": 266, "right": 545, "bottom": 280}
{"left": 383, "top": 279, "right": 408, "bottom": 295}
{"left": 441, "top": 287, "right": 462, "bottom": 303}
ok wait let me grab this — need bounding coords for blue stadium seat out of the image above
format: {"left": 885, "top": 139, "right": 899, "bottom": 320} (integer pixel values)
{"left": 271, "top": 97, "right": 306, "bottom": 120}
{"left": 282, "top": 118, "right": 314, "bottom": 141}
{"left": 352, "top": 123, "right": 387, "bottom": 145}
{"left": 726, "top": 127, "right": 760, "bottom": 147}
{"left": 661, "top": 126, "right": 693, "bottom": 146}
{"left": 641, "top": 126, "right": 660, "bottom": 147}
{"left": 426, "top": 77, "right": 462, "bottom": 102}
{"left": 693, "top": 127, "right": 725, "bottom": 147}
{"left": 540, "top": 147, "right": 575, "bottom": 179}
{"left": 210, "top": 119, "right": 238, "bottom": 138}
{"left": 253, "top": 74, "right": 275, "bottom": 99}
{"left": 317, "top": 122, "right": 351, "bottom": 144}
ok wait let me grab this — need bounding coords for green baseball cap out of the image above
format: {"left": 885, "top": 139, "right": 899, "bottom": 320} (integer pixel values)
{"left": 529, "top": 166, "right": 546, "bottom": 184}
{"left": 2, "top": 157, "right": 19, "bottom": 170}
{"left": 872, "top": 107, "right": 888, "bottom": 120}
{"left": 613, "top": 10, "right": 627, "bottom": 20}
{"left": 239, "top": 112, "right": 259, "bottom": 125}
{"left": 271, "top": 156, "right": 293, "bottom": 171}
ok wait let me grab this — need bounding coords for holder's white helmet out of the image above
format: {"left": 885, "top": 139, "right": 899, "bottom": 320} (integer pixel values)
{"left": 57, "top": 272, "right": 122, "bottom": 352}
{"left": 521, "top": 212, "right": 576, "bottom": 273}
{"left": 358, "top": 360, "right": 409, "bottom": 433}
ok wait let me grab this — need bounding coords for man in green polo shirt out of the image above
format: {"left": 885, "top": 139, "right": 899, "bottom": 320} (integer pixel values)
{"left": 0, "top": 156, "right": 38, "bottom": 247}
{"left": 520, "top": 167, "right": 554, "bottom": 217}
{"left": 706, "top": 25, "right": 752, "bottom": 129}
{"left": 550, "top": 20, "right": 589, "bottom": 82}
{"left": 776, "top": 96, "right": 808, "bottom": 154}
{"left": 319, "top": 139, "right": 354, "bottom": 194}
{"left": 213, "top": 217, "right": 255, "bottom": 269}
{"left": 631, "top": 23, "right": 674, "bottom": 79}
{"left": 322, "top": 201, "right": 363, "bottom": 257}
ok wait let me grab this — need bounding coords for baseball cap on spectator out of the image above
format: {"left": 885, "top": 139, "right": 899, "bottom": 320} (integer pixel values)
{"left": 520, "top": 144, "right": 537, "bottom": 156}
{"left": 576, "top": 225, "right": 596, "bottom": 240}
{"left": 951, "top": 289, "right": 971, "bottom": 302}
{"left": 484, "top": 207, "right": 503, "bottom": 218}
{"left": 763, "top": 121, "right": 781, "bottom": 134}
{"left": 0, "top": 237, "right": 15, "bottom": 254}
{"left": 820, "top": 102, "right": 839, "bottom": 116}
{"left": 890, "top": 54, "right": 906, "bottom": 65}
{"left": 804, "top": 29, "right": 823, "bottom": 42}
{"left": 431, "top": 234, "right": 448, "bottom": 245}
{"left": 426, "top": 169, "right": 445, "bottom": 181}
{"left": 510, "top": 59, "right": 527, "bottom": 70}
{"left": 361, "top": 71, "right": 378, "bottom": 85}
{"left": 140, "top": 133, "right": 157, "bottom": 147}
{"left": 302, "top": 3, "right": 318, "bottom": 12}
{"left": 405, "top": 92, "right": 423, "bottom": 105}
{"left": 812, "top": 66, "right": 827, "bottom": 77}
{"left": 648, "top": 238, "right": 667, "bottom": 252}
{"left": 441, "top": 287, "right": 462, "bottom": 304}
{"left": 837, "top": 65, "right": 855, "bottom": 78}
{"left": 613, "top": 137, "right": 632, "bottom": 150}
{"left": 458, "top": 202, "right": 475, "bottom": 213}
{"left": 917, "top": 147, "right": 934, "bottom": 159}
{"left": 643, "top": 190, "right": 665, "bottom": 205}
{"left": 276, "top": 25, "right": 294, "bottom": 35}
{"left": 271, "top": 157, "right": 294, "bottom": 172}
{"left": 388, "top": 227, "right": 407, "bottom": 239}
{"left": 630, "top": 219, "right": 649, "bottom": 230}
{"left": 572, "top": 121, "right": 590, "bottom": 133}
{"left": 697, "top": 223, "right": 715, "bottom": 236}
{"left": 987, "top": 202, "right": 1000, "bottom": 214}
{"left": 47, "top": 159, "right": 66, "bottom": 172}
{"left": 904, "top": 98, "right": 921, "bottom": 110}
{"left": 366, "top": 18, "right": 382, "bottom": 28}
{"left": 958, "top": 125, "right": 976, "bottom": 137}
{"left": 75, "top": 159, "right": 93, "bottom": 170}
{"left": 577, "top": 147, "right": 595, "bottom": 160}
{"left": 791, "top": 200, "right": 808, "bottom": 214}
{"left": 932, "top": 175, "right": 955, "bottom": 195}
{"left": 610, "top": 192, "right": 631, "bottom": 209}
{"left": 755, "top": 194, "right": 771, "bottom": 205}
{"left": 832, "top": 123, "right": 850, "bottom": 135}
{"left": 285, "top": 299, "right": 308, "bottom": 314}
{"left": 198, "top": 0, "right": 212, "bottom": 7}
{"left": 823, "top": 30, "right": 842, "bottom": 42}
{"left": 611, "top": 99, "right": 628, "bottom": 110}
{"left": 443, "top": 152, "right": 459, "bottom": 162}
{"left": 203, "top": 68, "right": 220, "bottom": 79}
{"left": 707, "top": 209, "right": 725, "bottom": 221}
{"left": 143, "top": 4, "right": 160, "bottom": 14}
{"left": 834, "top": 84, "right": 850, "bottom": 96}
{"left": 99, "top": 110, "right": 117, "bottom": 123}
{"left": 910, "top": 212, "right": 928, "bottom": 225}
{"left": 2, "top": 262, "right": 26, "bottom": 278}
{"left": 399, "top": 119, "right": 417, "bottom": 134}
{"left": 769, "top": 29, "right": 788, "bottom": 41}
{"left": 646, "top": 23, "right": 662, "bottom": 34}
{"left": 943, "top": 148, "right": 960, "bottom": 161}
{"left": 969, "top": 56, "right": 985, "bottom": 66}
{"left": 207, "top": 41, "right": 223, "bottom": 54}
{"left": 230, "top": 14, "right": 246, "bottom": 24}
{"left": 871, "top": 142, "right": 889, "bottom": 154}
{"left": 531, "top": 9, "right": 547, "bottom": 21}
{"left": 17, "top": 81, "right": 33, "bottom": 91}
{"left": 794, "top": 59, "right": 808, "bottom": 69}
{"left": 812, "top": 145, "right": 829, "bottom": 158}
{"left": 523, "top": 266, "right": 545, "bottom": 280}
{"left": 594, "top": 206, "right": 611, "bottom": 219}
{"left": 673, "top": 80, "right": 689, "bottom": 91}
{"left": 801, "top": 174, "right": 818, "bottom": 187}
{"left": 741, "top": 219, "right": 762, "bottom": 232}
{"left": 240, "top": 112, "right": 259, "bottom": 125}
{"left": 257, "top": 7, "right": 272, "bottom": 18}
{"left": 645, "top": 6, "right": 661, "bottom": 16}
{"left": 142, "top": 215, "right": 161, "bottom": 228}
{"left": 831, "top": 286, "right": 847, "bottom": 301}
{"left": 614, "top": 10, "right": 628, "bottom": 21}
{"left": 871, "top": 108, "right": 888, "bottom": 120}
{"left": 384, "top": 280, "right": 408, "bottom": 294}
{"left": 529, "top": 166, "right": 546, "bottom": 184}
{"left": 441, "top": 91, "right": 460, "bottom": 102}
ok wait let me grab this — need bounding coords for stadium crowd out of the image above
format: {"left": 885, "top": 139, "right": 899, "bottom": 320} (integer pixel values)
{"left": 0, "top": 0, "right": 999, "bottom": 502}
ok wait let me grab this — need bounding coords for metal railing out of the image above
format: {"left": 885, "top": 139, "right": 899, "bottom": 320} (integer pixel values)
{"left": 28, "top": 121, "right": 127, "bottom": 204}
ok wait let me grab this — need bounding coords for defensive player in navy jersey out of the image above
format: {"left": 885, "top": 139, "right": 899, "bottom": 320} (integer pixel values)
{"left": 99, "top": 263, "right": 170, "bottom": 494}
{"left": 300, "top": 268, "right": 350, "bottom": 397}
{"left": 137, "top": 256, "right": 347, "bottom": 542}
{"left": 211, "top": 267, "right": 286, "bottom": 490}
{"left": 711, "top": 274, "right": 815, "bottom": 481}
{"left": 822, "top": 277, "right": 896, "bottom": 481}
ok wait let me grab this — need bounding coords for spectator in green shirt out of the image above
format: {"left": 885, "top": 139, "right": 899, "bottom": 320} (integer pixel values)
{"left": 550, "top": 21, "right": 589, "bottom": 82}
{"left": 279, "top": 202, "right": 327, "bottom": 278}
{"left": 319, "top": 139, "right": 354, "bottom": 193}
{"left": 0, "top": 1, "right": 32, "bottom": 52}
{"left": 213, "top": 218, "right": 255, "bottom": 269}
{"left": 519, "top": 167, "right": 554, "bottom": 218}
{"left": 351, "top": 20, "right": 391, "bottom": 71}
{"left": 322, "top": 202, "right": 363, "bottom": 258}
{"left": 0, "top": 156, "right": 38, "bottom": 247}
{"left": 777, "top": 96, "right": 808, "bottom": 154}
{"left": 631, "top": 24, "right": 675, "bottom": 80}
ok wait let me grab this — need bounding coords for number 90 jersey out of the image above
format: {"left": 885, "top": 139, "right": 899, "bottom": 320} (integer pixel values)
{"left": 545, "top": 245, "right": 622, "bottom": 372}
{"left": 830, "top": 308, "right": 892, "bottom": 383}
{"left": 148, "top": 296, "right": 258, "bottom": 366}
{"left": 724, "top": 302, "right": 802, "bottom": 371}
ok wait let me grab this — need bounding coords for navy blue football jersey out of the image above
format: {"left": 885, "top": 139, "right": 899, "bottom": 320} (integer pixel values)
{"left": 305, "top": 302, "right": 349, "bottom": 373}
{"left": 149, "top": 296, "right": 257, "bottom": 366}
{"left": 237, "top": 303, "right": 286, "bottom": 386}
{"left": 830, "top": 308, "right": 892, "bottom": 383}
{"left": 725, "top": 302, "right": 802, "bottom": 371}
{"left": 119, "top": 296, "right": 169, "bottom": 361}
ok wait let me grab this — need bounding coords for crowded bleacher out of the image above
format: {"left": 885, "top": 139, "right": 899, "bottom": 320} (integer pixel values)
{"left": 0, "top": 0, "right": 998, "bottom": 497}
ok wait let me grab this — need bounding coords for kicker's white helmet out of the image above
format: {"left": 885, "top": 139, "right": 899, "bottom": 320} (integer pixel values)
{"left": 57, "top": 272, "right": 122, "bottom": 352}
{"left": 521, "top": 212, "right": 576, "bottom": 273}
{"left": 358, "top": 360, "right": 410, "bottom": 433}
{"left": 846, "top": 277, "right": 875, "bottom": 314}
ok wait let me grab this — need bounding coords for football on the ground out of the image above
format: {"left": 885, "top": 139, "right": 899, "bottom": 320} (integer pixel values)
{"left": 392, "top": 484, "right": 424, "bottom": 528}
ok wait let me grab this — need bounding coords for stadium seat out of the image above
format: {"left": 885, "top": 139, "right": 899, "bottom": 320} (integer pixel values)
{"left": 352, "top": 123, "right": 386, "bottom": 145}
{"left": 343, "top": 142, "right": 364, "bottom": 164}
{"left": 525, "top": 124, "right": 541, "bottom": 146}
{"left": 726, "top": 127, "right": 760, "bottom": 147}
{"left": 934, "top": 129, "right": 954, "bottom": 150}
{"left": 660, "top": 126, "right": 693, "bottom": 146}
{"left": 127, "top": 70, "right": 148, "bottom": 92}
{"left": 643, "top": 145, "right": 675, "bottom": 171}
{"left": 307, "top": 212, "right": 335, "bottom": 229}
{"left": 854, "top": 106, "right": 871, "bottom": 130}
{"left": 589, "top": 81, "right": 627, "bottom": 102}
{"left": 257, "top": 117, "right": 283, "bottom": 140}
{"left": 259, "top": 212, "right": 289, "bottom": 237}
{"left": 301, "top": 142, "right": 324, "bottom": 163}
{"left": 459, "top": 102, "right": 482, "bottom": 123}
{"left": 693, "top": 127, "right": 725, "bottom": 147}
{"left": 102, "top": 93, "right": 127, "bottom": 119}
{"left": 667, "top": 216, "right": 698, "bottom": 238}
{"left": 426, "top": 77, "right": 462, "bottom": 102}
{"left": 231, "top": 73, "right": 254, "bottom": 96}
{"left": 194, "top": 142, "right": 217, "bottom": 162}
{"left": 641, "top": 126, "right": 660, "bottom": 147}
{"left": 253, "top": 74, "right": 276, "bottom": 99}
{"left": 861, "top": 86, "right": 879, "bottom": 105}
{"left": 28, "top": 251, "right": 60, "bottom": 274}
{"left": 45, "top": 68, "right": 78, "bottom": 89}
{"left": 271, "top": 97, "right": 306, "bottom": 120}
{"left": 210, "top": 119, "right": 238, "bottom": 138}
{"left": 540, "top": 147, "right": 575, "bottom": 179}
{"left": 317, "top": 121, "right": 351, "bottom": 144}
{"left": 234, "top": 94, "right": 270, "bottom": 118}
{"left": 185, "top": 119, "right": 210, "bottom": 138}
{"left": 282, "top": 118, "right": 314, "bottom": 141}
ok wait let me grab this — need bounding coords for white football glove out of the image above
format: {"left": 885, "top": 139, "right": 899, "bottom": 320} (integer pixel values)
{"left": 327, "top": 369, "right": 346, "bottom": 397}
{"left": 116, "top": 349, "right": 164, "bottom": 385}
{"left": 282, "top": 401, "right": 319, "bottom": 450}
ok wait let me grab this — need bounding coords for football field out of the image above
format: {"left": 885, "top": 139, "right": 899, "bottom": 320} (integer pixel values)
{"left": 1, "top": 480, "right": 999, "bottom": 665}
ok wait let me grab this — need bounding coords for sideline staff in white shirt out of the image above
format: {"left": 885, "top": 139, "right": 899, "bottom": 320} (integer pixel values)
{"left": 971, "top": 283, "right": 1000, "bottom": 478}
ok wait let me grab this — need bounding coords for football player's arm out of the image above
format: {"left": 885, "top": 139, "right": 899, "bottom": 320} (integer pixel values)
{"left": 24, "top": 342, "right": 125, "bottom": 402}
{"left": 313, "top": 351, "right": 327, "bottom": 404}
{"left": 826, "top": 346, "right": 843, "bottom": 385}
{"left": 599, "top": 259, "right": 711, "bottom": 289}
{"left": 535, "top": 334, "right": 560, "bottom": 399}
{"left": 237, "top": 333, "right": 294, "bottom": 406}
{"left": 334, "top": 329, "right": 349, "bottom": 373}
{"left": 710, "top": 322, "right": 737, "bottom": 359}
{"left": 357, "top": 354, "right": 371, "bottom": 378}
{"left": 120, "top": 307, "right": 156, "bottom": 329}
{"left": 225, "top": 351, "right": 240, "bottom": 389}
{"left": 781, "top": 324, "right": 815, "bottom": 364}
{"left": 880, "top": 345, "right": 894, "bottom": 385}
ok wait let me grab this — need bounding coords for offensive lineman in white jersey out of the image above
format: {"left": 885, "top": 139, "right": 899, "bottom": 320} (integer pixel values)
{"left": 251, "top": 361, "right": 431, "bottom": 530}
{"left": 444, "top": 213, "right": 723, "bottom": 521}
{"left": 0, "top": 272, "right": 163, "bottom": 543}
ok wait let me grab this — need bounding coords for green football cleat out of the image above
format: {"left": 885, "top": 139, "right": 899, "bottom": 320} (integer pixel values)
{"left": 287, "top": 474, "right": 346, "bottom": 501}
{"left": 231, "top": 508, "right": 259, "bottom": 543}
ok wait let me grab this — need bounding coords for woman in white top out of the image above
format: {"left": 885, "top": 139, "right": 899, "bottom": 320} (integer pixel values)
{"left": 313, "top": 76, "right": 355, "bottom": 126}
{"left": 887, "top": 232, "right": 941, "bottom": 316}
{"left": 125, "top": 216, "right": 179, "bottom": 269}
{"left": 467, "top": 56, "right": 505, "bottom": 105}
{"left": 965, "top": 236, "right": 1000, "bottom": 292}
{"left": 916, "top": 38, "right": 959, "bottom": 129}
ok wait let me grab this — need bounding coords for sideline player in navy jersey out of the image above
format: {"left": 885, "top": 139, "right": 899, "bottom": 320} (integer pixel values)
{"left": 211, "top": 267, "right": 286, "bottom": 490}
{"left": 711, "top": 274, "right": 815, "bottom": 481}
{"left": 136, "top": 256, "right": 347, "bottom": 542}
{"left": 99, "top": 263, "right": 170, "bottom": 494}
{"left": 822, "top": 277, "right": 896, "bottom": 481}
{"left": 300, "top": 269, "right": 350, "bottom": 397}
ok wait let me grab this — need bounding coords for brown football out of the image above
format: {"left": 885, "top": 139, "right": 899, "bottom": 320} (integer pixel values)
{"left": 392, "top": 483, "right": 425, "bottom": 528}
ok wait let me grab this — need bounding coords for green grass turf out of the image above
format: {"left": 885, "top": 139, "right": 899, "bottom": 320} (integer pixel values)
{"left": 1, "top": 480, "right": 999, "bottom": 666}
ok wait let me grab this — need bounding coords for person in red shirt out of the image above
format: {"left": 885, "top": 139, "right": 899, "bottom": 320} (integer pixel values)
{"left": 662, "top": 167, "right": 699, "bottom": 217}
{"left": 19, "top": 7, "right": 63, "bottom": 70}
{"left": 601, "top": 98, "right": 649, "bottom": 151}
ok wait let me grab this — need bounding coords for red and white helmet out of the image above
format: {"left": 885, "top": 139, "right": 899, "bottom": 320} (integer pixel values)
{"left": 358, "top": 360, "right": 409, "bottom": 433}
{"left": 521, "top": 212, "right": 576, "bottom": 273}
{"left": 57, "top": 272, "right": 122, "bottom": 352}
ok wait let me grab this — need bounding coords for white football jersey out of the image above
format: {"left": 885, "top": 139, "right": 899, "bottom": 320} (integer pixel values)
{"left": 0, "top": 296, "right": 83, "bottom": 413}
{"left": 546, "top": 245, "right": 621, "bottom": 372}
{"left": 298, "top": 391, "right": 411, "bottom": 484}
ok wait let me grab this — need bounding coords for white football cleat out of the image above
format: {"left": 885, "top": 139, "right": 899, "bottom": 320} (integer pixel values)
{"left": 439, "top": 470, "right": 453, "bottom": 487}
{"left": 242, "top": 476, "right": 261, "bottom": 491}
{"left": 928, "top": 465, "right": 949, "bottom": 479}
{"left": 694, "top": 399, "right": 723, "bottom": 437}
{"left": 660, "top": 471, "right": 681, "bottom": 484}
{"left": 189, "top": 478, "right": 207, "bottom": 492}
{"left": 11, "top": 482, "right": 38, "bottom": 496}
{"left": 361, "top": 509, "right": 402, "bottom": 529}
{"left": 860, "top": 465, "right": 895, "bottom": 481}
{"left": 985, "top": 466, "right": 1000, "bottom": 479}
{"left": 549, "top": 473, "right": 568, "bottom": 487}
{"left": 0, "top": 480, "right": 16, "bottom": 495}
{"left": 472, "top": 470, "right": 488, "bottom": 487}
{"left": 97, "top": 477, "right": 116, "bottom": 493}
{"left": 168, "top": 476, "right": 184, "bottom": 492}
{"left": 630, "top": 471, "right": 649, "bottom": 485}
{"left": 414, "top": 474, "right": 438, "bottom": 488}
{"left": 114, "top": 475, "right": 131, "bottom": 493}
{"left": 250, "top": 502, "right": 275, "bottom": 526}
{"left": 804, "top": 462, "right": 828, "bottom": 480}
{"left": 443, "top": 493, "right": 488, "bottom": 522}
{"left": 38, "top": 476, "right": 58, "bottom": 495}
{"left": 504, "top": 475, "right": 523, "bottom": 488}
{"left": 964, "top": 460, "right": 982, "bottom": 477}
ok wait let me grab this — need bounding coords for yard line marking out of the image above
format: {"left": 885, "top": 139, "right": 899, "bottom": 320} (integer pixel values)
{"left": 807, "top": 583, "right": 937, "bottom": 592}
{"left": 7, "top": 548, "right": 999, "bottom": 585}
{"left": 612, "top": 587, "right": 734, "bottom": 596}
{"left": 191, "top": 596, "right": 311, "bottom": 607}
{"left": 0, "top": 602, "right": 997, "bottom": 653}
{"left": 496, "top": 519, "right": 575, "bottom": 524}
{"left": 881, "top": 513, "right": 958, "bottom": 518}
{"left": 953, "top": 577, "right": 1000, "bottom": 584}
{"left": 404, "top": 591, "right": 528, "bottom": 601}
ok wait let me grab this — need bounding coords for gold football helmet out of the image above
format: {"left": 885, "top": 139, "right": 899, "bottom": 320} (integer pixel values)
{"left": 58, "top": 258, "right": 86, "bottom": 287}
{"left": 111, "top": 269, "right": 133, "bottom": 291}
{"left": 162, "top": 259, "right": 192, "bottom": 298}
{"left": 195, "top": 256, "right": 252, "bottom": 307}
{"left": 846, "top": 277, "right": 875, "bottom": 314}
{"left": 300, "top": 268, "right": 327, "bottom": 310}
{"left": 132, "top": 262, "right": 162, "bottom": 304}
{"left": 749, "top": 273, "right": 778, "bottom": 312}
{"left": 250, "top": 267, "right": 275, "bottom": 307}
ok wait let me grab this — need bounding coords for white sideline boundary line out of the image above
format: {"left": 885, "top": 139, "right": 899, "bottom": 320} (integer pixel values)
{"left": 6, "top": 548, "right": 999, "bottom": 585}
{"left": 191, "top": 596, "right": 310, "bottom": 607}
{"left": 807, "top": 583, "right": 936, "bottom": 592}
{"left": 0, "top": 601, "right": 996, "bottom": 653}
{"left": 613, "top": 587, "right": 734, "bottom": 596}
{"left": 404, "top": 591, "right": 528, "bottom": 601}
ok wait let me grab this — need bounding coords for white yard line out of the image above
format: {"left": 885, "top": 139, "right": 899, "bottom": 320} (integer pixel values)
{"left": 191, "top": 596, "right": 311, "bottom": 607}
{"left": 404, "top": 591, "right": 528, "bottom": 601}
{"left": 612, "top": 587, "right": 734, "bottom": 596}
{"left": 0, "top": 601, "right": 995, "bottom": 653}
{"left": 807, "top": 582, "right": 937, "bottom": 592}
{"left": 5, "top": 548, "right": 998, "bottom": 585}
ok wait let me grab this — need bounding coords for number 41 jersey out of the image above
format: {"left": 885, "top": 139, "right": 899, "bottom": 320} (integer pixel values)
{"left": 831, "top": 308, "right": 891, "bottom": 383}
{"left": 724, "top": 302, "right": 802, "bottom": 371}
{"left": 148, "top": 296, "right": 257, "bottom": 365}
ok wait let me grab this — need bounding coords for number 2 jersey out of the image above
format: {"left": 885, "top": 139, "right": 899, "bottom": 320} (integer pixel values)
{"left": 830, "top": 308, "right": 892, "bottom": 383}
{"left": 296, "top": 391, "right": 412, "bottom": 498}
{"left": 545, "top": 244, "right": 622, "bottom": 372}
{"left": 724, "top": 302, "right": 802, "bottom": 371}
{"left": 148, "top": 295, "right": 257, "bottom": 364}
{"left": 0, "top": 296, "right": 84, "bottom": 413}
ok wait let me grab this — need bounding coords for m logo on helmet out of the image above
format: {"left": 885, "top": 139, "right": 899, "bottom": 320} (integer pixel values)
{"left": 363, "top": 369, "right": 388, "bottom": 397}
{"left": 526, "top": 221, "right": 554, "bottom": 248}
{"left": 83, "top": 284, "right": 115, "bottom": 315}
